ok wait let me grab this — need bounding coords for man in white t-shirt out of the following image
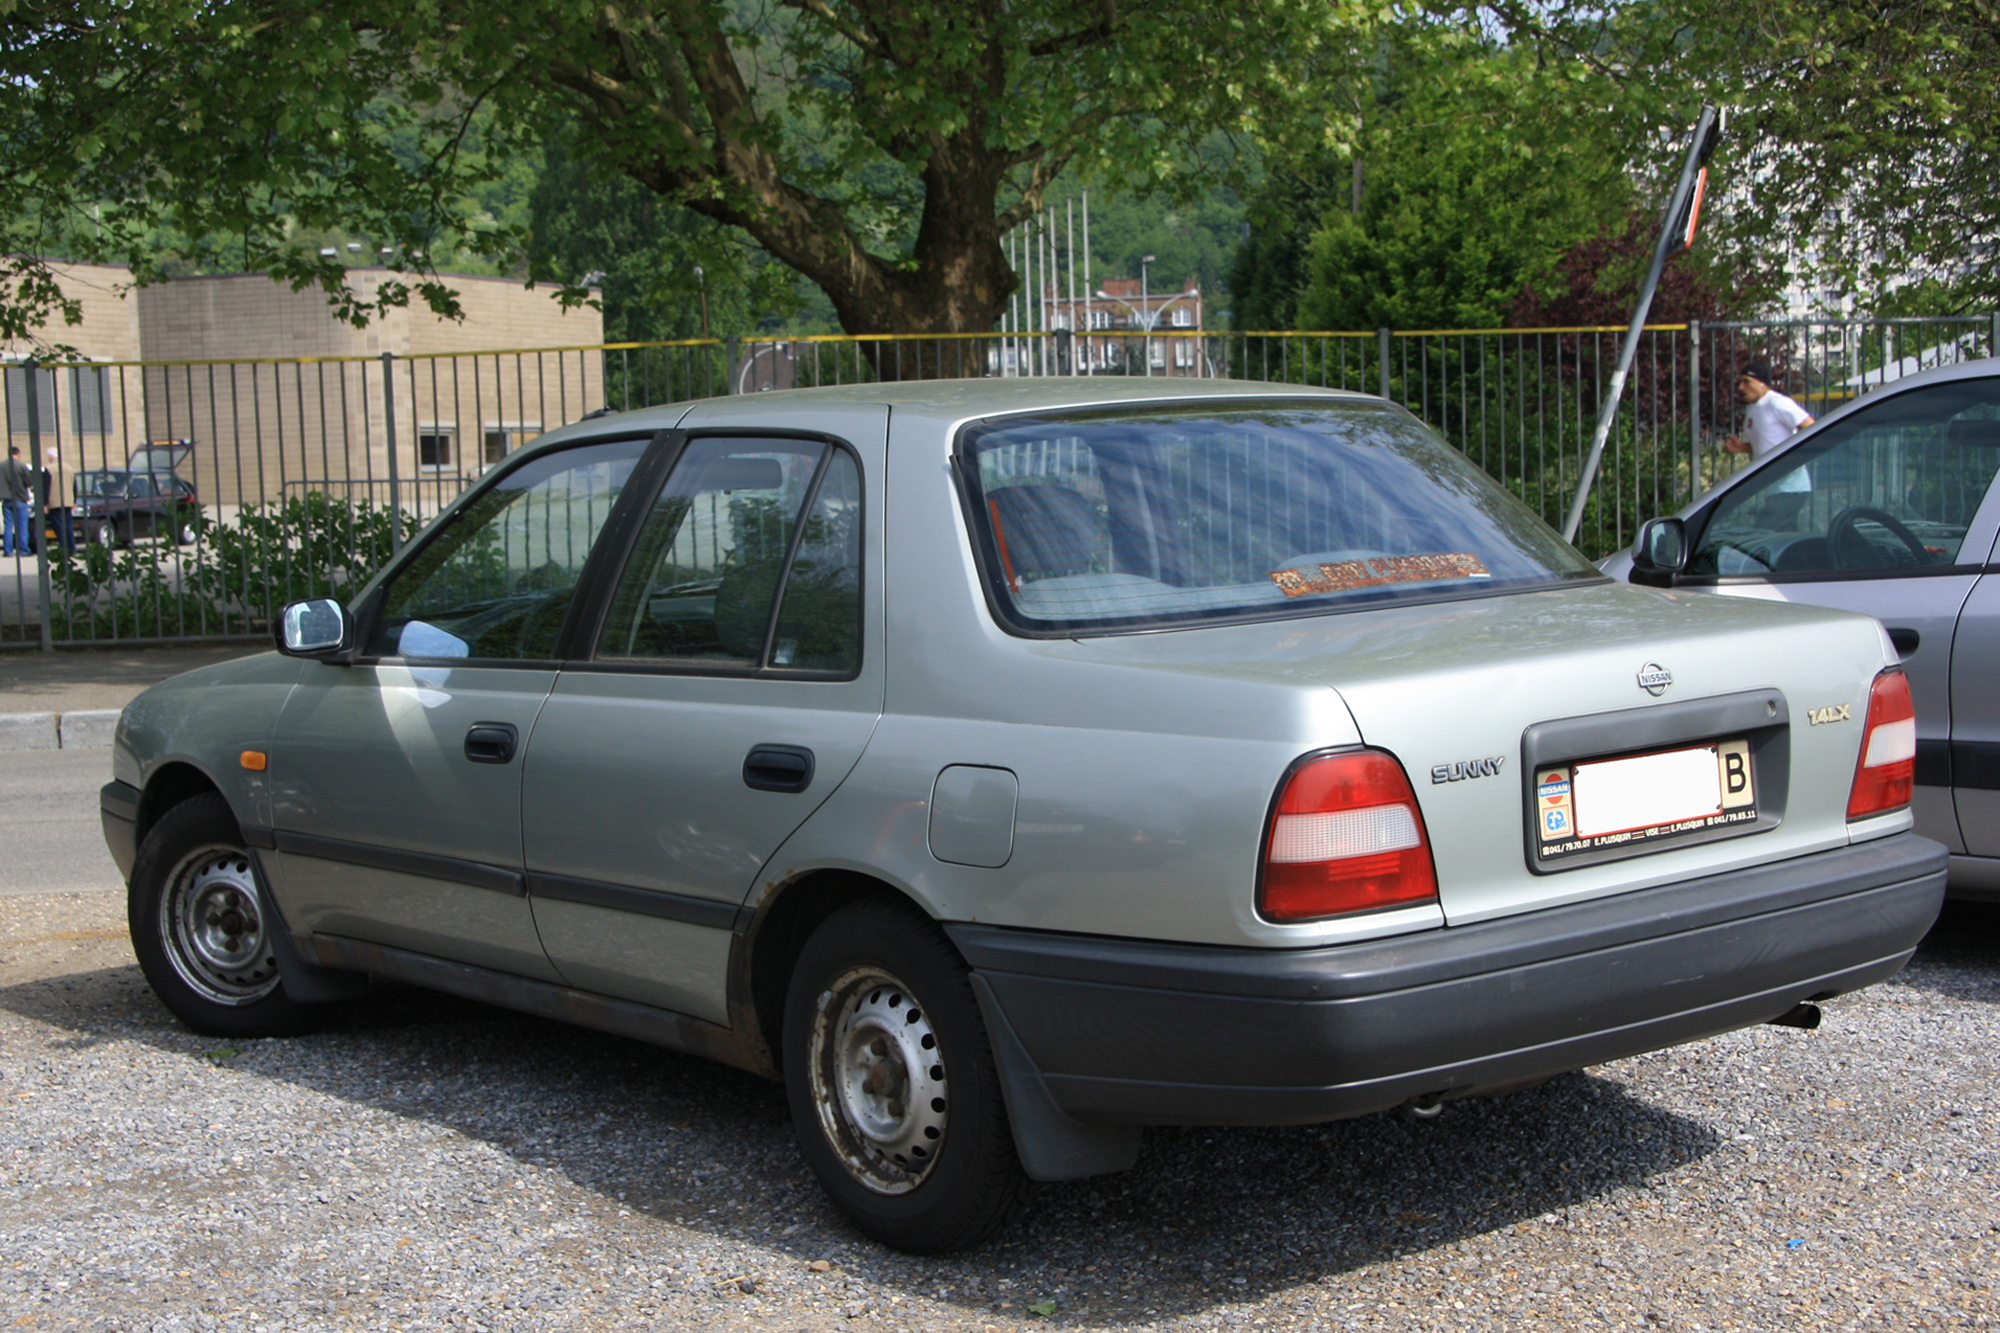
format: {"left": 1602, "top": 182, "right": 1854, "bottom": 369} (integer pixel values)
{"left": 1723, "top": 359, "right": 1815, "bottom": 520}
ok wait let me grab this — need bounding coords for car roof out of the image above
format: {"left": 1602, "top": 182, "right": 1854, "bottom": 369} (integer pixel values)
{"left": 524, "top": 377, "right": 1376, "bottom": 457}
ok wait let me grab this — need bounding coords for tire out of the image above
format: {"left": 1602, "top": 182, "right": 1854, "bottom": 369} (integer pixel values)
{"left": 782, "top": 898, "right": 1027, "bottom": 1252}
{"left": 127, "top": 793, "right": 324, "bottom": 1038}
{"left": 87, "top": 519, "right": 119, "bottom": 549}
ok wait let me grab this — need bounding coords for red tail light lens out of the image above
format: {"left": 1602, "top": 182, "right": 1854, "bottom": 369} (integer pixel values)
{"left": 1847, "top": 669, "right": 1916, "bottom": 819}
{"left": 1260, "top": 749, "right": 1439, "bottom": 922}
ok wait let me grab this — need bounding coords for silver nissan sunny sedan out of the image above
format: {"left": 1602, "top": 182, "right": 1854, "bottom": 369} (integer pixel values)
{"left": 100, "top": 379, "right": 1945, "bottom": 1251}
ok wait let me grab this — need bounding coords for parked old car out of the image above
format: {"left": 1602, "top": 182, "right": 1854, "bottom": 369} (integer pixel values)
{"left": 1604, "top": 356, "right": 2000, "bottom": 904}
{"left": 102, "top": 380, "right": 1943, "bottom": 1251}
{"left": 74, "top": 439, "right": 200, "bottom": 547}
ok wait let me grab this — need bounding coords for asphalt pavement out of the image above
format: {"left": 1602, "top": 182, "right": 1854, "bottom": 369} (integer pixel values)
{"left": 1, "top": 747, "right": 124, "bottom": 896}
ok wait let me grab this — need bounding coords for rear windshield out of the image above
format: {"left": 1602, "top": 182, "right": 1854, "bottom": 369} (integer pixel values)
{"left": 959, "top": 401, "right": 1599, "bottom": 634}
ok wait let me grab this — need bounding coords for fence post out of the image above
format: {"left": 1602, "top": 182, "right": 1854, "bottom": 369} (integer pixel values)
{"left": 1377, "top": 328, "right": 1391, "bottom": 400}
{"left": 25, "top": 356, "right": 52, "bottom": 652}
{"left": 381, "top": 351, "right": 401, "bottom": 555}
{"left": 725, "top": 336, "right": 741, "bottom": 394}
{"left": 1688, "top": 320, "right": 1702, "bottom": 501}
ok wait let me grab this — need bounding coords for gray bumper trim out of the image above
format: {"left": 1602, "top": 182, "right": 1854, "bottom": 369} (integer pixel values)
{"left": 948, "top": 834, "right": 1946, "bottom": 1127}
{"left": 99, "top": 780, "right": 140, "bottom": 882}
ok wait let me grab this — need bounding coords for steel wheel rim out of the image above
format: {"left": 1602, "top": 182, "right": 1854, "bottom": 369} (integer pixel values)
{"left": 808, "top": 965, "right": 949, "bottom": 1195}
{"left": 158, "top": 842, "right": 281, "bottom": 1006}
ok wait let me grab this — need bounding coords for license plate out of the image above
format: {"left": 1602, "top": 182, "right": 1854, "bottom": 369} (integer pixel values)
{"left": 1535, "top": 739, "right": 1756, "bottom": 861}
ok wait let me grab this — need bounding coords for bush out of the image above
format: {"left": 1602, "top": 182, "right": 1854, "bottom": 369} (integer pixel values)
{"left": 46, "top": 494, "right": 406, "bottom": 643}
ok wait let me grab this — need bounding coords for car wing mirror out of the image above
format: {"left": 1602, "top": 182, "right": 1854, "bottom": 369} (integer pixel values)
{"left": 1631, "top": 517, "right": 1687, "bottom": 587}
{"left": 276, "top": 598, "right": 353, "bottom": 660}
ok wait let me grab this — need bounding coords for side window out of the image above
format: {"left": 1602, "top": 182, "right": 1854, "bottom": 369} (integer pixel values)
{"left": 596, "top": 437, "right": 862, "bottom": 673}
{"left": 1692, "top": 378, "right": 2000, "bottom": 576}
{"left": 368, "top": 437, "right": 648, "bottom": 660}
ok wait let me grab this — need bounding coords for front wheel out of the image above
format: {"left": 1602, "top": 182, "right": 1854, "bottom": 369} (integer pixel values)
{"left": 128, "top": 793, "right": 323, "bottom": 1038}
{"left": 783, "top": 899, "right": 1027, "bottom": 1252}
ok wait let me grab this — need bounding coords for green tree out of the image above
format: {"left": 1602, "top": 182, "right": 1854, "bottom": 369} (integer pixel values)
{"left": 1268, "top": 26, "right": 1644, "bottom": 331}
{"left": 1600, "top": 0, "right": 2000, "bottom": 310}
{"left": 0, "top": 0, "right": 1372, "bottom": 368}
{"left": 526, "top": 139, "right": 817, "bottom": 342}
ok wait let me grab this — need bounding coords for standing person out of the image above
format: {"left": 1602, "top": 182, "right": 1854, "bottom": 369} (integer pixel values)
{"left": 1723, "top": 358, "right": 1815, "bottom": 525}
{"left": 0, "top": 444, "right": 31, "bottom": 556}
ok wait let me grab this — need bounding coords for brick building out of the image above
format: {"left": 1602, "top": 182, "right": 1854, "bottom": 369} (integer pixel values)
{"left": 4, "top": 263, "right": 603, "bottom": 510}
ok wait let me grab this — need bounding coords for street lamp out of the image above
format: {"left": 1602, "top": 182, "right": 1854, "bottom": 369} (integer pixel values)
{"left": 1096, "top": 287, "right": 1193, "bottom": 376}
{"left": 692, "top": 264, "right": 709, "bottom": 338}
{"left": 1139, "top": 254, "right": 1155, "bottom": 376}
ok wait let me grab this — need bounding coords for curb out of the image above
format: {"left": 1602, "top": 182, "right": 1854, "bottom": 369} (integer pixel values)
{"left": 0, "top": 710, "right": 120, "bottom": 751}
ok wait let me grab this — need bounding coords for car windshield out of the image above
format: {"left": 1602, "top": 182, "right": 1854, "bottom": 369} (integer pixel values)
{"left": 959, "top": 401, "right": 1599, "bottom": 634}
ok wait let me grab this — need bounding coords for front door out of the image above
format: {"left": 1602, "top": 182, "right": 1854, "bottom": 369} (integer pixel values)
{"left": 522, "top": 411, "right": 885, "bottom": 1023}
{"left": 1950, "top": 571, "right": 2000, "bottom": 858}
{"left": 1687, "top": 375, "right": 2000, "bottom": 852}
{"left": 266, "top": 436, "right": 651, "bottom": 977}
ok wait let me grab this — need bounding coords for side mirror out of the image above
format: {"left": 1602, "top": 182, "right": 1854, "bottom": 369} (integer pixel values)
{"left": 1631, "top": 517, "right": 1687, "bottom": 587}
{"left": 276, "top": 599, "right": 352, "bottom": 658}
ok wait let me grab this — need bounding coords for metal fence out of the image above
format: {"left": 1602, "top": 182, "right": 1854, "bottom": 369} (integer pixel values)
{"left": 5, "top": 316, "right": 1992, "bottom": 649}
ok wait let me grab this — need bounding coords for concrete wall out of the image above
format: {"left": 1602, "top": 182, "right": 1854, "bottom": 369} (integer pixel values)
{"left": 128, "top": 270, "right": 604, "bottom": 509}
{"left": 3, "top": 264, "right": 150, "bottom": 488}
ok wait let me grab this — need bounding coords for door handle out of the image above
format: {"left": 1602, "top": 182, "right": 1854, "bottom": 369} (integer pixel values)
{"left": 744, "top": 744, "right": 815, "bottom": 793}
{"left": 1888, "top": 626, "right": 1920, "bottom": 658}
{"left": 465, "top": 722, "right": 519, "bottom": 764}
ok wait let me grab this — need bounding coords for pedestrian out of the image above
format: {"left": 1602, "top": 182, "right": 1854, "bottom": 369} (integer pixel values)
{"left": 1723, "top": 358, "right": 1815, "bottom": 524}
{"left": 0, "top": 444, "right": 32, "bottom": 556}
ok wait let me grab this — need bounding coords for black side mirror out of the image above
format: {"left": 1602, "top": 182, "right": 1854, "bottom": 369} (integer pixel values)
{"left": 1631, "top": 517, "right": 1687, "bottom": 587}
{"left": 276, "top": 598, "right": 353, "bottom": 660}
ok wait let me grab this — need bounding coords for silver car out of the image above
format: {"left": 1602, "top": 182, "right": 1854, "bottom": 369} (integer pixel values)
{"left": 101, "top": 380, "right": 1943, "bottom": 1252}
{"left": 1605, "top": 356, "right": 2000, "bottom": 904}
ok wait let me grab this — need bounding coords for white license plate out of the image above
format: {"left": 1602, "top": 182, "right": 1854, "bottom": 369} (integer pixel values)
{"left": 1535, "top": 739, "right": 1755, "bottom": 861}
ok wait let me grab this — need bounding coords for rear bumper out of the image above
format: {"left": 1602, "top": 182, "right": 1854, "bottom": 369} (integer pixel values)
{"left": 948, "top": 833, "right": 1946, "bottom": 1127}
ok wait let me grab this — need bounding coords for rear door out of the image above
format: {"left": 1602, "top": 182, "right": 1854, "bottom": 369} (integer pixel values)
{"left": 1950, "top": 568, "right": 2000, "bottom": 859}
{"left": 521, "top": 408, "right": 885, "bottom": 1023}
{"left": 1684, "top": 375, "right": 2000, "bottom": 853}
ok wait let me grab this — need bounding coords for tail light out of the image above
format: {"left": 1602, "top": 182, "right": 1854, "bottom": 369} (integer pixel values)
{"left": 1846, "top": 669, "right": 1916, "bottom": 819}
{"left": 1260, "top": 749, "right": 1438, "bottom": 921}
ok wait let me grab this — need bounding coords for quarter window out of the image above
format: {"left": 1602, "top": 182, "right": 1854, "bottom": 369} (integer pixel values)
{"left": 368, "top": 438, "right": 648, "bottom": 660}
{"left": 1691, "top": 377, "right": 2000, "bottom": 575}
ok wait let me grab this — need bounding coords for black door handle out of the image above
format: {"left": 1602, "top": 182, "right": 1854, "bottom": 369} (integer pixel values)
{"left": 1888, "top": 626, "right": 1920, "bottom": 658}
{"left": 465, "top": 722, "right": 519, "bottom": 764}
{"left": 744, "top": 744, "right": 815, "bottom": 793}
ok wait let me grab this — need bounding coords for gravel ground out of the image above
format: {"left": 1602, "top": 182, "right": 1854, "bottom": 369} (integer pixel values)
{"left": 1, "top": 890, "right": 1994, "bottom": 1332}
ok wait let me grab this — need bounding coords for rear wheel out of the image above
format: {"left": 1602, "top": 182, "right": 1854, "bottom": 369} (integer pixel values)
{"left": 783, "top": 898, "right": 1026, "bottom": 1252}
{"left": 128, "top": 793, "right": 323, "bottom": 1038}
{"left": 86, "top": 519, "right": 120, "bottom": 549}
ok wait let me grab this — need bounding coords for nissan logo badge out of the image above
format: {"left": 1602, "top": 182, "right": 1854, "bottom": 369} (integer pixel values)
{"left": 1637, "top": 662, "right": 1673, "bottom": 697}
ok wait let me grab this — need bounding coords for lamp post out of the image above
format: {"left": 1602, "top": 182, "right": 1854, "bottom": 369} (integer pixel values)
{"left": 1139, "top": 254, "right": 1155, "bottom": 376}
{"left": 1096, "top": 289, "right": 1193, "bottom": 375}
{"left": 692, "top": 264, "right": 710, "bottom": 338}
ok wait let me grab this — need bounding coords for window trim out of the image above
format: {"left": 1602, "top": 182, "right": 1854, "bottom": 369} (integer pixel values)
{"left": 568, "top": 427, "right": 867, "bottom": 683}
{"left": 350, "top": 430, "right": 674, "bottom": 669}
{"left": 951, "top": 398, "right": 1607, "bottom": 641}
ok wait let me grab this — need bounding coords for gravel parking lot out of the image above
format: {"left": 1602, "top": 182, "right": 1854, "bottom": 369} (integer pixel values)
{"left": 1, "top": 889, "right": 1993, "bottom": 1332}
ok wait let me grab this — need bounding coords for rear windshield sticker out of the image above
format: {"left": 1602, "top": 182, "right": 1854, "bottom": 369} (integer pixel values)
{"left": 1269, "top": 553, "right": 1491, "bottom": 598}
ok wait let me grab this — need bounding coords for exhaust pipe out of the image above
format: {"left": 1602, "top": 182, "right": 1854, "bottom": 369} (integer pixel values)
{"left": 1404, "top": 1092, "right": 1445, "bottom": 1119}
{"left": 1767, "top": 1002, "right": 1821, "bottom": 1030}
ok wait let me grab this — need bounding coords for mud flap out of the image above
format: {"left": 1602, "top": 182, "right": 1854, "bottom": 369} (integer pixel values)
{"left": 248, "top": 850, "right": 371, "bottom": 1003}
{"left": 970, "top": 973, "right": 1141, "bottom": 1182}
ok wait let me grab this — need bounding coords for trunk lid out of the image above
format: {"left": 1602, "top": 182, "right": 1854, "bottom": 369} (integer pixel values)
{"left": 1061, "top": 581, "right": 1896, "bottom": 925}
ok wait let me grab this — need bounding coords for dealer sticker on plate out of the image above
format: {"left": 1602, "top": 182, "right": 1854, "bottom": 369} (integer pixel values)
{"left": 1535, "top": 739, "right": 1756, "bottom": 861}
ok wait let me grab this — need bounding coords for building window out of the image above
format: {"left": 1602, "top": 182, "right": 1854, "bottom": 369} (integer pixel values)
{"left": 418, "top": 430, "right": 454, "bottom": 471}
{"left": 1149, "top": 341, "right": 1166, "bottom": 368}
{"left": 1171, "top": 308, "right": 1193, "bottom": 327}
{"left": 482, "top": 425, "right": 542, "bottom": 465}
{"left": 70, "top": 366, "right": 112, "bottom": 435}
{"left": 4, "top": 365, "right": 56, "bottom": 435}
{"left": 1173, "top": 340, "right": 1195, "bottom": 369}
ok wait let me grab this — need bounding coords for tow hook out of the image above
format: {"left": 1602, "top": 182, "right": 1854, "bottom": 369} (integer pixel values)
{"left": 1404, "top": 1092, "right": 1445, "bottom": 1120}
{"left": 1767, "top": 1002, "right": 1822, "bottom": 1030}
